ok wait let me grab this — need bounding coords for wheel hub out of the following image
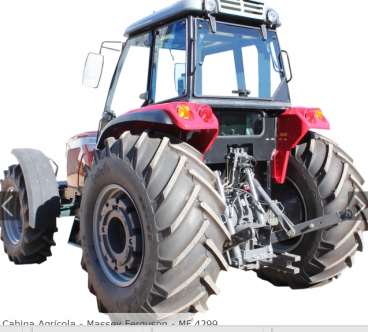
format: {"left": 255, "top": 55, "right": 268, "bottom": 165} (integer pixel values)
{"left": 93, "top": 185, "right": 144, "bottom": 287}
{"left": 272, "top": 178, "right": 307, "bottom": 253}
{"left": 3, "top": 187, "right": 23, "bottom": 246}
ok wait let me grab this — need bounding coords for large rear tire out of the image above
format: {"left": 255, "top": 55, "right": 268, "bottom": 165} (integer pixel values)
{"left": 80, "top": 132, "right": 229, "bottom": 317}
{"left": 0, "top": 165, "right": 57, "bottom": 264}
{"left": 258, "top": 133, "right": 368, "bottom": 288}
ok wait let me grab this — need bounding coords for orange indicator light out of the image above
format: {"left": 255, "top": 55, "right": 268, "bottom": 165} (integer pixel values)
{"left": 177, "top": 104, "right": 193, "bottom": 120}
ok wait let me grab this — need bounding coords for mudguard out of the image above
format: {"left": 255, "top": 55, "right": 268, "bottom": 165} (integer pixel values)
{"left": 12, "top": 149, "right": 60, "bottom": 228}
{"left": 97, "top": 102, "right": 219, "bottom": 154}
{"left": 272, "top": 107, "right": 330, "bottom": 184}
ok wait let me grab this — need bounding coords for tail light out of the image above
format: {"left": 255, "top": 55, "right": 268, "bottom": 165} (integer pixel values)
{"left": 177, "top": 104, "right": 193, "bottom": 120}
{"left": 198, "top": 105, "right": 213, "bottom": 123}
{"left": 305, "top": 108, "right": 325, "bottom": 124}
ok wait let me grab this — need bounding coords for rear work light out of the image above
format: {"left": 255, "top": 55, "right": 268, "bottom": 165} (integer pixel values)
{"left": 204, "top": 0, "right": 218, "bottom": 13}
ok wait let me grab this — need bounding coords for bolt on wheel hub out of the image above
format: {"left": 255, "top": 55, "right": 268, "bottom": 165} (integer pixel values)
{"left": 93, "top": 185, "right": 144, "bottom": 287}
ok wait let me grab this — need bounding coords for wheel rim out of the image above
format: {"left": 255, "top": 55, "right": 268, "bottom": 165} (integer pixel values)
{"left": 3, "top": 187, "right": 23, "bottom": 245}
{"left": 272, "top": 177, "right": 307, "bottom": 253}
{"left": 93, "top": 184, "right": 144, "bottom": 287}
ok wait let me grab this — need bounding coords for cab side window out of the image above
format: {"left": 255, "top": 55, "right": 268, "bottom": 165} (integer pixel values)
{"left": 110, "top": 33, "right": 152, "bottom": 114}
{"left": 151, "top": 20, "right": 187, "bottom": 103}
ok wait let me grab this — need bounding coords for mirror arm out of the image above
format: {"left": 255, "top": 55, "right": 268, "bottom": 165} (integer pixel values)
{"left": 99, "top": 41, "right": 124, "bottom": 54}
{"left": 280, "top": 50, "right": 293, "bottom": 83}
{"left": 208, "top": 14, "right": 217, "bottom": 33}
{"left": 260, "top": 24, "right": 268, "bottom": 41}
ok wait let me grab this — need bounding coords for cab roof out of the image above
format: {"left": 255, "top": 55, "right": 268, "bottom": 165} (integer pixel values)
{"left": 124, "top": 0, "right": 272, "bottom": 37}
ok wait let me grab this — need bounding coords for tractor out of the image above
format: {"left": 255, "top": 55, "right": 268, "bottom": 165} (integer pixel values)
{"left": 1, "top": 0, "right": 367, "bottom": 318}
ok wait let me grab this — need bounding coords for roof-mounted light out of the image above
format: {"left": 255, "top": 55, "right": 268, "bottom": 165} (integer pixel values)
{"left": 267, "top": 9, "right": 281, "bottom": 27}
{"left": 204, "top": 0, "right": 218, "bottom": 14}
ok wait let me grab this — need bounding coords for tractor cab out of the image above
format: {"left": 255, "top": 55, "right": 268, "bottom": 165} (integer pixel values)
{"left": 104, "top": 0, "right": 291, "bottom": 110}
{"left": 83, "top": 0, "right": 292, "bottom": 167}
{"left": 106, "top": 1, "right": 289, "bottom": 107}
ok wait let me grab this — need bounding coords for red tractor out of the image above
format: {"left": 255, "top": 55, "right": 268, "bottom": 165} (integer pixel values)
{"left": 1, "top": 0, "right": 367, "bottom": 318}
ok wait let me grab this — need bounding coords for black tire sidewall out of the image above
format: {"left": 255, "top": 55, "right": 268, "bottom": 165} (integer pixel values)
{"left": 80, "top": 156, "right": 158, "bottom": 313}
{"left": 259, "top": 134, "right": 367, "bottom": 288}
{"left": 282, "top": 156, "right": 325, "bottom": 260}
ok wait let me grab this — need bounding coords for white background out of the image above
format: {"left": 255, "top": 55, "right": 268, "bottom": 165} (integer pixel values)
{"left": 0, "top": 0, "right": 368, "bottom": 326}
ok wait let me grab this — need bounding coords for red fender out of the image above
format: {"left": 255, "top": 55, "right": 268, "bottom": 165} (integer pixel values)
{"left": 98, "top": 102, "right": 219, "bottom": 154}
{"left": 272, "top": 107, "right": 330, "bottom": 184}
{"left": 131, "top": 102, "right": 219, "bottom": 153}
{"left": 67, "top": 103, "right": 218, "bottom": 189}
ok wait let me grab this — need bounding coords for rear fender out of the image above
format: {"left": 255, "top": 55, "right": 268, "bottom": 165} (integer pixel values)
{"left": 272, "top": 107, "right": 330, "bottom": 184}
{"left": 97, "top": 102, "right": 219, "bottom": 154}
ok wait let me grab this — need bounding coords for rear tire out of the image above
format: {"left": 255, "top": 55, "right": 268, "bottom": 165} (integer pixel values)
{"left": 0, "top": 165, "right": 57, "bottom": 264}
{"left": 258, "top": 133, "right": 368, "bottom": 288}
{"left": 80, "top": 132, "right": 229, "bottom": 317}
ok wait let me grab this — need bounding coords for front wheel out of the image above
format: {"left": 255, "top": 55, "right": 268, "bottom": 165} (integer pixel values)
{"left": 80, "top": 132, "right": 229, "bottom": 316}
{"left": 0, "top": 165, "right": 57, "bottom": 264}
{"left": 258, "top": 133, "right": 368, "bottom": 288}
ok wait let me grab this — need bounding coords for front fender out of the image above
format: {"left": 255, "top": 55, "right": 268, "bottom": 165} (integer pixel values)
{"left": 272, "top": 107, "right": 330, "bottom": 184}
{"left": 97, "top": 102, "right": 219, "bottom": 154}
{"left": 12, "top": 149, "right": 60, "bottom": 228}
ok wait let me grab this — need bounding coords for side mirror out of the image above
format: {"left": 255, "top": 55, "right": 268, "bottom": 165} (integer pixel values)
{"left": 174, "top": 63, "right": 186, "bottom": 96}
{"left": 280, "top": 50, "right": 293, "bottom": 83}
{"left": 82, "top": 52, "right": 104, "bottom": 88}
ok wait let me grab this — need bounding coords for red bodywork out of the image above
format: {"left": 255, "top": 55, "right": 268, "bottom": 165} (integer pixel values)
{"left": 102, "top": 102, "right": 219, "bottom": 154}
{"left": 66, "top": 102, "right": 218, "bottom": 189}
{"left": 66, "top": 103, "right": 330, "bottom": 189}
{"left": 137, "top": 102, "right": 218, "bottom": 153}
{"left": 272, "top": 107, "right": 330, "bottom": 184}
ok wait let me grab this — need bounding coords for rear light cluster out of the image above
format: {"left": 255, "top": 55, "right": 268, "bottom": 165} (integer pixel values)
{"left": 177, "top": 104, "right": 193, "bottom": 120}
{"left": 305, "top": 108, "right": 325, "bottom": 124}
{"left": 198, "top": 106, "right": 213, "bottom": 122}
{"left": 176, "top": 104, "right": 213, "bottom": 123}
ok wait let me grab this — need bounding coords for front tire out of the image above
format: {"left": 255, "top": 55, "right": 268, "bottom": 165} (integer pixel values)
{"left": 0, "top": 165, "right": 57, "bottom": 264}
{"left": 80, "top": 132, "right": 229, "bottom": 316}
{"left": 258, "top": 133, "right": 368, "bottom": 288}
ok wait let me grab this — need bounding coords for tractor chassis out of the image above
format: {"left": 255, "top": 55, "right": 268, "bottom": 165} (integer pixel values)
{"left": 53, "top": 141, "right": 356, "bottom": 274}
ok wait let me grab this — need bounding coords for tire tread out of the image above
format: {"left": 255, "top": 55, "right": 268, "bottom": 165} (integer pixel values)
{"left": 83, "top": 131, "right": 227, "bottom": 315}
{"left": 258, "top": 132, "right": 368, "bottom": 288}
